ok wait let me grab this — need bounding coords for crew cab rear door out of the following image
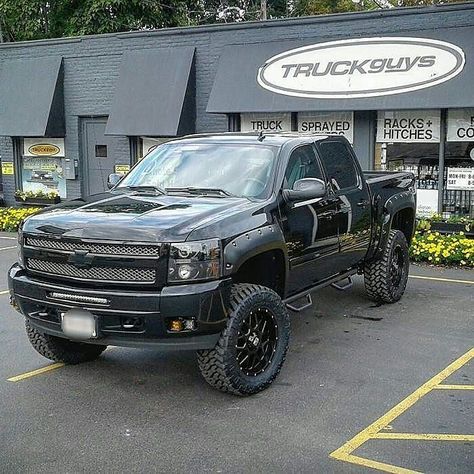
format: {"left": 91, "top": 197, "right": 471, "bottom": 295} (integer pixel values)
{"left": 316, "top": 139, "right": 372, "bottom": 270}
{"left": 278, "top": 144, "right": 340, "bottom": 294}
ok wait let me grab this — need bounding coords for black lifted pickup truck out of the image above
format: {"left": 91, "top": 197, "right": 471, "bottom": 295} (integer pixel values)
{"left": 9, "top": 133, "right": 416, "bottom": 395}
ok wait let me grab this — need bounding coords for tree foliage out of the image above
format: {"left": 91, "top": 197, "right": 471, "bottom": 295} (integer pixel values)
{"left": 0, "top": 0, "right": 464, "bottom": 42}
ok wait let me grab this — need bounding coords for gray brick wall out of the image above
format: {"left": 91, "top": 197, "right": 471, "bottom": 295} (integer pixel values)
{"left": 0, "top": 4, "right": 473, "bottom": 205}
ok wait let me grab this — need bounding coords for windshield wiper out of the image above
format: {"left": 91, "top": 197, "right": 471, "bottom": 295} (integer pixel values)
{"left": 165, "top": 187, "right": 235, "bottom": 197}
{"left": 125, "top": 185, "right": 166, "bottom": 195}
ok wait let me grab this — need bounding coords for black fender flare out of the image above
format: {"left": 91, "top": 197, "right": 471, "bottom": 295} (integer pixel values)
{"left": 223, "top": 224, "right": 289, "bottom": 292}
{"left": 372, "top": 190, "right": 416, "bottom": 260}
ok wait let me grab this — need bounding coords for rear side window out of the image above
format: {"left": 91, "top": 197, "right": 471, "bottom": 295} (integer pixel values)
{"left": 318, "top": 141, "right": 358, "bottom": 190}
{"left": 284, "top": 144, "right": 324, "bottom": 189}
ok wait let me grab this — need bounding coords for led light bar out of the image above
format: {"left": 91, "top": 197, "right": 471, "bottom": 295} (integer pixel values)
{"left": 48, "top": 292, "right": 109, "bottom": 305}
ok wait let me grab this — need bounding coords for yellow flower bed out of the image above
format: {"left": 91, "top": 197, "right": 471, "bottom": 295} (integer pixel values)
{"left": 410, "top": 231, "right": 474, "bottom": 267}
{"left": 0, "top": 207, "right": 40, "bottom": 232}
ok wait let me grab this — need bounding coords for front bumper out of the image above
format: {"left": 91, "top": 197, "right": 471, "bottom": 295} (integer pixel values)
{"left": 8, "top": 264, "right": 231, "bottom": 350}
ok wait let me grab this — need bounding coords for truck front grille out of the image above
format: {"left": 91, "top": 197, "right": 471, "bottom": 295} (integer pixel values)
{"left": 27, "top": 258, "right": 156, "bottom": 283}
{"left": 25, "top": 236, "right": 159, "bottom": 257}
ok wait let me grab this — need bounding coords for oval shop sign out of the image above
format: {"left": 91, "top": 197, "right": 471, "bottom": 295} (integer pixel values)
{"left": 257, "top": 37, "right": 465, "bottom": 99}
{"left": 28, "top": 144, "right": 61, "bottom": 156}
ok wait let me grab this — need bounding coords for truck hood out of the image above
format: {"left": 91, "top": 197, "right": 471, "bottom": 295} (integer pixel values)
{"left": 22, "top": 191, "right": 269, "bottom": 243}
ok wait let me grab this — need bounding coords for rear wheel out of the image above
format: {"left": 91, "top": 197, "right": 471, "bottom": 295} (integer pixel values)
{"left": 364, "top": 229, "right": 409, "bottom": 304}
{"left": 197, "top": 283, "right": 290, "bottom": 396}
{"left": 26, "top": 322, "right": 107, "bottom": 364}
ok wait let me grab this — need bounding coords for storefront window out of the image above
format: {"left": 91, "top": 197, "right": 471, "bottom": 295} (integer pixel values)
{"left": 375, "top": 110, "right": 441, "bottom": 217}
{"left": 445, "top": 109, "right": 474, "bottom": 217}
{"left": 20, "top": 138, "right": 67, "bottom": 198}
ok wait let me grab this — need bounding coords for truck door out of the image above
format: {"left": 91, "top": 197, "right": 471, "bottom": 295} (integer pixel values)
{"left": 279, "top": 144, "right": 340, "bottom": 295}
{"left": 316, "top": 139, "right": 371, "bottom": 271}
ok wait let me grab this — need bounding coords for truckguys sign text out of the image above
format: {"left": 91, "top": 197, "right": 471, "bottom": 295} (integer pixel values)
{"left": 257, "top": 37, "right": 465, "bottom": 99}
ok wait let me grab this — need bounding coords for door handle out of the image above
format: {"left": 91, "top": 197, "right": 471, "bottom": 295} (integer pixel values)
{"left": 357, "top": 199, "right": 370, "bottom": 207}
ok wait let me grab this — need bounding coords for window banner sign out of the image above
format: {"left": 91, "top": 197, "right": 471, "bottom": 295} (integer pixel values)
{"left": 23, "top": 138, "right": 65, "bottom": 157}
{"left": 447, "top": 167, "right": 474, "bottom": 191}
{"left": 297, "top": 112, "right": 353, "bottom": 143}
{"left": 376, "top": 110, "right": 440, "bottom": 143}
{"left": 447, "top": 108, "right": 474, "bottom": 142}
{"left": 416, "top": 189, "right": 438, "bottom": 217}
{"left": 240, "top": 113, "right": 292, "bottom": 132}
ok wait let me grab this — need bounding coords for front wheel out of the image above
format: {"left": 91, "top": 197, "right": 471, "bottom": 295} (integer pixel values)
{"left": 364, "top": 229, "right": 409, "bottom": 304}
{"left": 197, "top": 284, "right": 290, "bottom": 396}
{"left": 26, "top": 322, "right": 107, "bottom": 364}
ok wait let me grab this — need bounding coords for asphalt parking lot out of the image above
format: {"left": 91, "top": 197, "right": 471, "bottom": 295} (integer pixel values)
{"left": 0, "top": 231, "right": 472, "bottom": 473}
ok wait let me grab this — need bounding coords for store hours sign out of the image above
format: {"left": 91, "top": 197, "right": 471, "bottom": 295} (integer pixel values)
{"left": 447, "top": 168, "right": 474, "bottom": 191}
{"left": 298, "top": 112, "right": 353, "bottom": 143}
{"left": 376, "top": 110, "right": 440, "bottom": 143}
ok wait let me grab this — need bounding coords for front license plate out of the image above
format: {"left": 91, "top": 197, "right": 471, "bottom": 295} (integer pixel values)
{"left": 61, "top": 309, "right": 97, "bottom": 339}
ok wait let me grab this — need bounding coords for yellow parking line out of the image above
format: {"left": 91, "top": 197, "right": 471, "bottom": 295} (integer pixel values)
{"left": 7, "top": 362, "right": 65, "bottom": 382}
{"left": 434, "top": 384, "right": 474, "bottom": 390}
{"left": 0, "top": 245, "right": 17, "bottom": 251}
{"left": 330, "top": 347, "right": 474, "bottom": 473}
{"left": 373, "top": 433, "right": 474, "bottom": 442}
{"left": 0, "top": 290, "right": 9, "bottom": 295}
{"left": 409, "top": 275, "right": 474, "bottom": 285}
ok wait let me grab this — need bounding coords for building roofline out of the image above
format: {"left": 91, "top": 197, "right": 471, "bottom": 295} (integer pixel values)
{"left": 0, "top": 2, "right": 473, "bottom": 50}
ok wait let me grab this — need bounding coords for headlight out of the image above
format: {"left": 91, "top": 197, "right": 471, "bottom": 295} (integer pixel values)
{"left": 168, "top": 239, "right": 221, "bottom": 283}
{"left": 17, "top": 225, "right": 24, "bottom": 267}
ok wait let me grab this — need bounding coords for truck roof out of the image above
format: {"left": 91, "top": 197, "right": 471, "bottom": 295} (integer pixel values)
{"left": 172, "top": 132, "right": 338, "bottom": 147}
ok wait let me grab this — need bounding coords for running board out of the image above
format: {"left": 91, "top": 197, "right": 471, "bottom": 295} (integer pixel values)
{"left": 285, "top": 293, "right": 313, "bottom": 313}
{"left": 283, "top": 269, "right": 357, "bottom": 312}
{"left": 330, "top": 276, "right": 353, "bottom": 291}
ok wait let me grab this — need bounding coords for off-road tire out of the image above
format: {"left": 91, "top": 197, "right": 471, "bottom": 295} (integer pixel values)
{"left": 197, "top": 283, "right": 290, "bottom": 396}
{"left": 364, "top": 229, "right": 409, "bottom": 304}
{"left": 26, "top": 321, "right": 107, "bottom": 364}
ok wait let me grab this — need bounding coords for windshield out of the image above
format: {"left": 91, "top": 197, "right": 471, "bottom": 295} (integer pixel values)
{"left": 118, "top": 142, "right": 278, "bottom": 199}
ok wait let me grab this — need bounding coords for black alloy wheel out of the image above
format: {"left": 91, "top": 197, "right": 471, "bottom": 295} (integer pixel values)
{"left": 236, "top": 307, "right": 278, "bottom": 377}
{"left": 390, "top": 244, "right": 406, "bottom": 288}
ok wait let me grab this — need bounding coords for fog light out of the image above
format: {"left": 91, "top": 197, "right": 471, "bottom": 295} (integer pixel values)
{"left": 169, "top": 319, "right": 184, "bottom": 332}
{"left": 168, "top": 318, "right": 197, "bottom": 332}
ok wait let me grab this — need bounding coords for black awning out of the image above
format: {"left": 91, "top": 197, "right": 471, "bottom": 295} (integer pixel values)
{"left": 0, "top": 56, "right": 64, "bottom": 137}
{"left": 105, "top": 47, "right": 195, "bottom": 136}
{"left": 207, "top": 27, "right": 474, "bottom": 114}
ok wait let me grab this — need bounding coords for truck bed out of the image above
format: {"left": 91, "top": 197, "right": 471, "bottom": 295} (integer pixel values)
{"left": 363, "top": 170, "right": 415, "bottom": 198}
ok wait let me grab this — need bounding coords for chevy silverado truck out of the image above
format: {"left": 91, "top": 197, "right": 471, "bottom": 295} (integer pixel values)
{"left": 9, "top": 133, "right": 416, "bottom": 395}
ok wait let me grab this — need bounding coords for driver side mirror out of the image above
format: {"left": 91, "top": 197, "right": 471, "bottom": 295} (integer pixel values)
{"left": 283, "top": 178, "right": 326, "bottom": 203}
{"left": 107, "top": 173, "right": 123, "bottom": 189}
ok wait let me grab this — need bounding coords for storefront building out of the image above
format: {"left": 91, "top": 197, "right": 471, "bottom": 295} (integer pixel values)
{"left": 0, "top": 3, "right": 473, "bottom": 217}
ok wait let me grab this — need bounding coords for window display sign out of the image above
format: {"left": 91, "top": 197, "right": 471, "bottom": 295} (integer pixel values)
{"left": 23, "top": 138, "right": 65, "bottom": 157}
{"left": 447, "top": 167, "right": 474, "bottom": 191}
{"left": 376, "top": 110, "right": 440, "bottom": 143}
{"left": 447, "top": 108, "right": 474, "bottom": 142}
{"left": 21, "top": 138, "right": 66, "bottom": 198}
{"left": 1, "top": 162, "right": 14, "bottom": 175}
{"left": 416, "top": 189, "right": 438, "bottom": 217}
{"left": 297, "top": 112, "right": 353, "bottom": 143}
{"left": 240, "top": 113, "right": 291, "bottom": 132}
